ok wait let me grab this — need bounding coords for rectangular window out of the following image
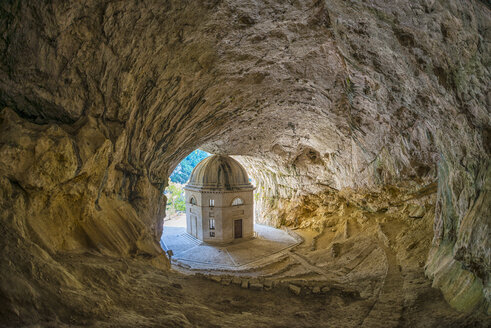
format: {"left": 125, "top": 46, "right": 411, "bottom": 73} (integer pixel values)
{"left": 209, "top": 199, "right": 215, "bottom": 207}
{"left": 209, "top": 231, "right": 215, "bottom": 237}
{"left": 209, "top": 219, "right": 215, "bottom": 230}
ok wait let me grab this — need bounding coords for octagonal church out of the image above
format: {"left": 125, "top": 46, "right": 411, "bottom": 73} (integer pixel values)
{"left": 184, "top": 154, "right": 255, "bottom": 244}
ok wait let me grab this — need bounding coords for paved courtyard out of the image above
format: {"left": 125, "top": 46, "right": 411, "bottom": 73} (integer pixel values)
{"left": 161, "top": 215, "right": 300, "bottom": 271}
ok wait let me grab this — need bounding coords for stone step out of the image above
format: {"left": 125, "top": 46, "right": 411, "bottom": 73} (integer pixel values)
{"left": 180, "top": 233, "right": 202, "bottom": 246}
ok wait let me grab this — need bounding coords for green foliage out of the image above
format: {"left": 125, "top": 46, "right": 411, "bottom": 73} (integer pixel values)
{"left": 165, "top": 180, "right": 186, "bottom": 214}
{"left": 170, "top": 149, "right": 210, "bottom": 184}
{"left": 165, "top": 150, "right": 210, "bottom": 215}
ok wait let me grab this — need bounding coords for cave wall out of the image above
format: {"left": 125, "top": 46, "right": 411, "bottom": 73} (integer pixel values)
{"left": 0, "top": 0, "right": 489, "bottom": 314}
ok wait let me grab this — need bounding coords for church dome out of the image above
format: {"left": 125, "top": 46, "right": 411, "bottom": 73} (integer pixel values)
{"left": 185, "top": 155, "right": 254, "bottom": 191}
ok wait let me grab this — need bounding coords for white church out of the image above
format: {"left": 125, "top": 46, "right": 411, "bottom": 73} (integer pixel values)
{"left": 183, "top": 154, "right": 255, "bottom": 244}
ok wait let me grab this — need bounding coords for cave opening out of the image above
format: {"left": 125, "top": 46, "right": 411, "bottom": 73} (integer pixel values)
{"left": 0, "top": 0, "right": 489, "bottom": 326}
{"left": 164, "top": 149, "right": 210, "bottom": 219}
{"left": 161, "top": 148, "right": 210, "bottom": 258}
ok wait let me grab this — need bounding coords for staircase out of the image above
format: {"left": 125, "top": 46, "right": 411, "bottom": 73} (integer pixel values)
{"left": 180, "top": 233, "right": 203, "bottom": 246}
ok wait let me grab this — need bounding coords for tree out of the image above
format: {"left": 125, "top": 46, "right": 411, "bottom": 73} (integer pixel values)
{"left": 166, "top": 150, "right": 210, "bottom": 216}
{"left": 170, "top": 149, "right": 210, "bottom": 184}
{"left": 165, "top": 181, "right": 186, "bottom": 214}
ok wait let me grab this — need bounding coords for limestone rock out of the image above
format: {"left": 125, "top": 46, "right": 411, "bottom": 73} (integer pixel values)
{"left": 250, "top": 283, "right": 263, "bottom": 291}
{"left": 210, "top": 276, "right": 222, "bottom": 283}
{"left": 221, "top": 278, "right": 231, "bottom": 286}
{"left": 294, "top": 311, "right": 309, "bottom": 319}
{"left": 289, "top": 284, "right": 302, "bottom": 296}
{"left": 408, "top": 204, "right": 425, "bottom": 218}
{"left": 321, "top": 286, "right": 331, "bottom": 293}
{"left": 331, "top": 243, "right": 341, "bottom": 258}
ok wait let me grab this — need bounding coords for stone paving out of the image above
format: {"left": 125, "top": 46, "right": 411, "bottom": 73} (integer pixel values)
{"left": 161, "top": 215, "right": 300, "bottom": 271}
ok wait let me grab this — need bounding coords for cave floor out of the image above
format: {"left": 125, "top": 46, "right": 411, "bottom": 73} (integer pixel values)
{"left": 152, "top": 209, "right": 487, "bottom": 328}
{"left": 2, "top": 208, "right": 488, "bottom": 327}
{"left": 161, "top": 215, "right": 300, "bottom": 270}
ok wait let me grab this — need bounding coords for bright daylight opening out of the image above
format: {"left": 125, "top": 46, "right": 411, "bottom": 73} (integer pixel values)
{"left": 163, "top": 149, "right": 210, "bottom": 219}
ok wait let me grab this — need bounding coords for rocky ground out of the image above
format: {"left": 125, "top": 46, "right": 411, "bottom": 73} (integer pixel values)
{"left": 1, "top": 185, "right": 489, "bottom": 327}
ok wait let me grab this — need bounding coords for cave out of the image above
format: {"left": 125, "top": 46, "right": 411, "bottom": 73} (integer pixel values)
{"left": 0, "top": 0, "right": 489, "bottom": 327}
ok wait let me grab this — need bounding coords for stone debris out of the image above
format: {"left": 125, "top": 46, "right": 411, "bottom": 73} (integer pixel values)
{"left": 210, "top": 276, "right": 221, "bottom": 283}
{"left": 376, "top": 224, "right": 390, "bottom": 247}
{"left": 250, "top": 283, "right": 263, "bottom": 290}
{"left": 200, "top": 274, "right": 331, "bottom": 294}
{"left": 353, "top": 212, "right": 369, "bottom": 225}
{"left": 289, "top": 284, "right": 302, "bottom": 295}
{"left": 331, "top": 243, "right": 341, "bottom": 258}
{"left": 221, "top": 278, "right": 231, "bottom": 286}
{"left": 343, "top": 220, "right": 350, "bottom": 239}
{"left": 171, "top": 283, "right": 182, "bottom": 289}
{"left": 321, "top": 286, "right": 331, "bottom": 293}
{"left": 294, "top": 311, "right": 309, "bottom": 319}
{"left": 249, "top": 278, "right": 260, "bottom": 285}
{"left": 408, "top": 204, "right": 425, "bottom": 218}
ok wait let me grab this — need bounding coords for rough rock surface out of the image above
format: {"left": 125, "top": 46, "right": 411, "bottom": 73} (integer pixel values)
{"left": 0, "top": 0, "right": 489, "bottom": 324}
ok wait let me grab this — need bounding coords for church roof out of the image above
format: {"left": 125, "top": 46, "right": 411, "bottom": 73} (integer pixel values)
{"left": 184, "top": 154, "right": 254, "bottom": 191}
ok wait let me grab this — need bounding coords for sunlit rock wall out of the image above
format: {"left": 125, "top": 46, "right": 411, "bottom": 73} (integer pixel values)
{"left": 0, "top": 108, "right": 166, "bottom": 260}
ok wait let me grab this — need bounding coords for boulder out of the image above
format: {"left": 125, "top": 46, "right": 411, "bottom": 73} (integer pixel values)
{"left": 408, "top": 204, "right": 425, "bottom": 218}
{"left": 250, "top": 283, "right": 263, "bottom": 291}
{"left": 289, "top": 284, "right": 301, "bottom": 295}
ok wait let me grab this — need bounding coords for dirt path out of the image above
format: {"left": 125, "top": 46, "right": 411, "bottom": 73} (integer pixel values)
{"left": 361, "top": 244, "right": 404, "bottom": 327}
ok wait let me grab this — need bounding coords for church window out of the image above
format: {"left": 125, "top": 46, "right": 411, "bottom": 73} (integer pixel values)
{"left": 231, "top": 198, "right": 244, "bottom": 206}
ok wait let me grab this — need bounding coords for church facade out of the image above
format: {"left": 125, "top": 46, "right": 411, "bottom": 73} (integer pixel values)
{"left": 184, "top": 155, "right": 255, "bottom": 244}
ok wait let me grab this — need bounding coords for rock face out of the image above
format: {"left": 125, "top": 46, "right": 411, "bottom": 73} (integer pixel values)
{"left": 0, "top": 0, "right": 489, "bottom": 320}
